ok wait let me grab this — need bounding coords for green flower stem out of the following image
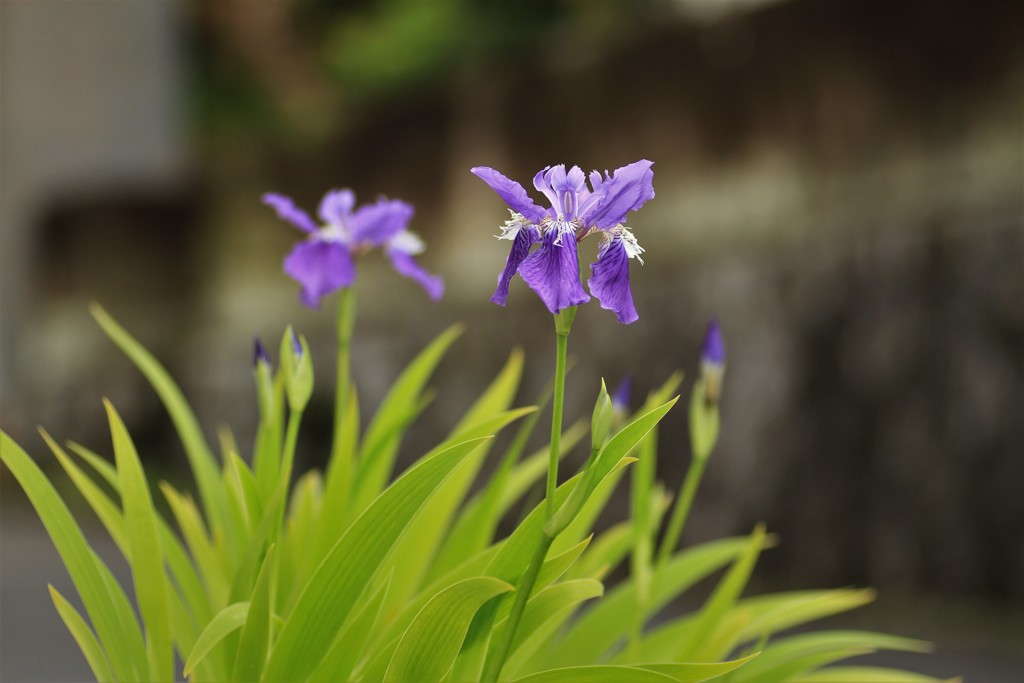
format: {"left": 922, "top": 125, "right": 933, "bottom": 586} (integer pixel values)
{"left": 331, "top": 287, "right": 357, "bottom": 464}
{"left": 547, "top": 307, "right": 575, "bottom": 520}
{"left": 272, "top": 408, "right": 303, "bottom": 541}
{"left": 480, "top": 532, "right": 554, "bottom": 683}
{"left": 655, "top": 455, "right": 706, "bottom": 568}
{"left": 484, "top": 308, "right": 575, "bottom": 683}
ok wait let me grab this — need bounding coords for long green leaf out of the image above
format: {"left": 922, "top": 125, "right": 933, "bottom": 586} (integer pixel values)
{"left": 91, "top": 303, "right": 225, "bottom": 532}
{"left": 352, "top": 324, "right": 463, "bottom": 512}
{"left": 791, "top": 666, "right": 955, "bottom": 683}
{"left": 161, "top": 483, "right": 231, "bottom": 610}
{"left": 729, "top": 630, "right": 932, "bottom": 683}
{"left": 539, "top": 536, "right": 762, "bottom": 671}
{"left": 106, "top": 400, "right": 173, "bottom": 683}
{"left": 546, "top": 397, "right": 678, "bottom": 537}
{"left": 734, "top": 589, "right": 877, "bottom": 643}
{"left": 48, "top": 585, "right": 115, "bottom": 683}
{"left": 383, "top": 407, "right": 534, "bottom": 609}
{"left": 511, "top": 665, "right": 681, "bottom": 683}
{"left": 497, "top": 579, "right": 604, "bottom": 678}
{"left": 383, "top": 577, "right": 514, "bottom": 683}
{"left": 1, "top": 432, "right": 148, "bottom": 683}
{"left": 231, "top": 545, "right": 275, "bottom": 683}
{"left": 308, "top": 572, "right": 393, "bottom": 683}
{"left": 261, "top": 436, "right": 489, "bottom": 682}
{"left": 429, "top": 420, "right": 586, "bottom": 583}
{"left": 183, "top": 602, "right": 250, "bottom": 677}
{"left": 675, "top": 525, "right": 766, "bottom": 662}
{"left": 47, "top": 434, "right": 214, "bottom": 675}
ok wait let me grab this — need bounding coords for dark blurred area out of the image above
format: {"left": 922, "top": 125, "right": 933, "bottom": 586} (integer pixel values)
{"left": 2, "top": 0, "right": 1022, "bottom": 680}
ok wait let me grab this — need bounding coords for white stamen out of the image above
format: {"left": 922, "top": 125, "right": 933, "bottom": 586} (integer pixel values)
{"left": 388, "top": 230, "right": 425, "bottom": 255}
{"left": 319, "top": 222, "right": 351, "bottom": 244}
{"left": 614, "top": 225, "right": 645, "bottom": 264}
{"left": 496, "top": 210, "right": 530, "bottom": 241}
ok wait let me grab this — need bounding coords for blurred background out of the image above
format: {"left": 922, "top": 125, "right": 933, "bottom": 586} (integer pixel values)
{"left": 2, "top": 0, "right": 1022, "bottom": 680}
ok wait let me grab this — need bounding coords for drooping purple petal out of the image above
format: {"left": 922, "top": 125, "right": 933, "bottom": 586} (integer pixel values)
{"left": 587, "top": 238, "right": 638, "bottom": 324}
{"left": 263, "top": 192, "right": 319, "bottom": 233}
{"left": 470, "top": 167, "right": 547, "bottom": 222}
{"left": 283, "top": 239, "right": 355, "bottom": 309}
{"left": 518, "top": 230, "right": 590, "bottom": 315}
{"left": 491, "top": 225, "right": 539, "bottom": 306}
{"left": 582, "top": 160, "right": 655, "bottom": 229}
{"left": 351, "top": 198, "right": 414, "bottom": 246}
{"left": 386, "top": 248, "right": 444, "bottom": 301}
{"left": 318, "top": 189, "right": 356, "bottom": 227}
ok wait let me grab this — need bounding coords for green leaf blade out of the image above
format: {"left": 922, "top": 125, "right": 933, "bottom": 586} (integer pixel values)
{"left": 383, "top": 576, "right": 514, "bottom": 683}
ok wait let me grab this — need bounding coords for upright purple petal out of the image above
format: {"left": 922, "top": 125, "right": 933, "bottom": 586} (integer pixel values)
{"left": 386, "top": 248, "right": 444, "bottom": 301}
{"left": 582, "top": 160, "right": 655, "bottom": 229}
{"left": 587, "top": 238, "right": 638, "bottom": 324}
{"left": 263, "top": 192, "right": 319, "bottom": 233}
{"left": 283, "top": 240, "right": 355, "bottom": 309}
{"left": 351, "top": 198, "right": 414, "bottom": 246}
{"left": 491, "top": 226, "right": 539, "bottom": 306}
{"left": 470, "top": 167, "right": 547, "bottom": 222}
{"left": 318, "top": 189, "right": 356, "bottom": 227}
{"left": 518, "top": 230, "right": 590, "bottom": 315}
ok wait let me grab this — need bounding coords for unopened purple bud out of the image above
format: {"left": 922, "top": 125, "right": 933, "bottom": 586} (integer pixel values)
{"left": 700, "top": 318, "right": 725, "bottom": 405}
{"left": 254, "top": 337, "right": 270, "bottom": 367}
{"left": 290, "top": 328, "right": 303, "bottom": 358}
{"left": 700, "top": 318, "right": 725, "bottom": 367}
{"left": 612, "top": 375, "right": 632, "bottom": 412}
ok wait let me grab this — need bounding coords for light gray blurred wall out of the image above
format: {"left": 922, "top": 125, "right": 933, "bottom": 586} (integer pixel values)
{"left": 0, "top": 0, "right": 186, "bottom": 404}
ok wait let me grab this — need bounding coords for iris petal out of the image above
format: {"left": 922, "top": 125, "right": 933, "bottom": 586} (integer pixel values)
{"left": 519, "top": 230, "right": 590, "bottom": 315}
{"left": 588, "top": 238, "right": 639, "bottom": 324}
{"left": 263, "top": 192, "right": 319, "bottom": 233}
{"left": 386, "top": 248, "right": 444, "bottom": 301}
{"left": 471, "top": 167, "right": 547, "bottom": 222}
{"left": 582, "top": 160, "right": 655, "bottom": 229}
{"left": 283, "top": 240, "right": 355, "bottom": 309}
{"left": 351, "top": 199, "right": 414, "bottom": 246}
{"left": 318, "top": 189, "right": 356, "bottom": 227}
{"left": 491, "top": 225, "right": 538, "bottom": 306}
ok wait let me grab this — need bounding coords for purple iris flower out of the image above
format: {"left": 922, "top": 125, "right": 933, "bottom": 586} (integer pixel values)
{"left": 262, "top": 189, "right": 443, "bottom": 308}
{"left": 470, "top": 160, "right": 653, "bottom": 323}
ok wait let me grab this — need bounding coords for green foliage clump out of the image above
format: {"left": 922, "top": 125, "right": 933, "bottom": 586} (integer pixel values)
{"left": 0, "top": 301, "right": 953, "bottom": 683}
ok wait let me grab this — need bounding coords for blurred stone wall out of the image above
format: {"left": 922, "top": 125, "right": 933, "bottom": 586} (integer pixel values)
{"left": 4, "top": 0, "right": 1022, "bottom": 607}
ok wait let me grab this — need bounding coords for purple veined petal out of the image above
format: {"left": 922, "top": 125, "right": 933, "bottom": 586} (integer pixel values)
{"left": 532, "top": 166, "right": 561, "bottom": 213}
{"left": 470, "top": 167, "right": 547, "bottom": 223}
{"left": 582, "top": 159, "right": 655, "bottom": 230}
{"left": 549, "top": 165, "right": 587, "bottom": 218}
{"left": 283, "top": 239, "right": 356, "bottom": 309}
{"left": 263, "top": 192, "right": 319, "bottom": 234}
{"left": 351, "top": 198, "right": 414, "bottom": 246}
{"left": 518, "top": 229, "right": 590, "bottom": 315}
{"left": 491, "top": 225, "right": 539, "bottom": 306}
{"left": 318, "top": 188, "right": 356, "bottom": 227}
{"left": 386, "top": 247, "right": 444, "bottom": 301}
{"left": 587, "top": 238, "right": 639, "bottom": 324}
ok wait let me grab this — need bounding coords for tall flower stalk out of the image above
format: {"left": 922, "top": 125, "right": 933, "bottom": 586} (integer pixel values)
{"left": 473, "top": 160, "right": 655, "bottom": 682}
{"left": 331, "top": 285, "right": 357, "bottom": 464}
{"left": 656, "top": 319, "right": 725, "bottom": 568}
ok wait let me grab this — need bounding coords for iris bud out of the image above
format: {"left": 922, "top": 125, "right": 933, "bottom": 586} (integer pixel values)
{"left": 591, "top": 379, "right": 613, "bottom": 451}
{"left": 280, "top": 326, "right": 313, "bottom": 413}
